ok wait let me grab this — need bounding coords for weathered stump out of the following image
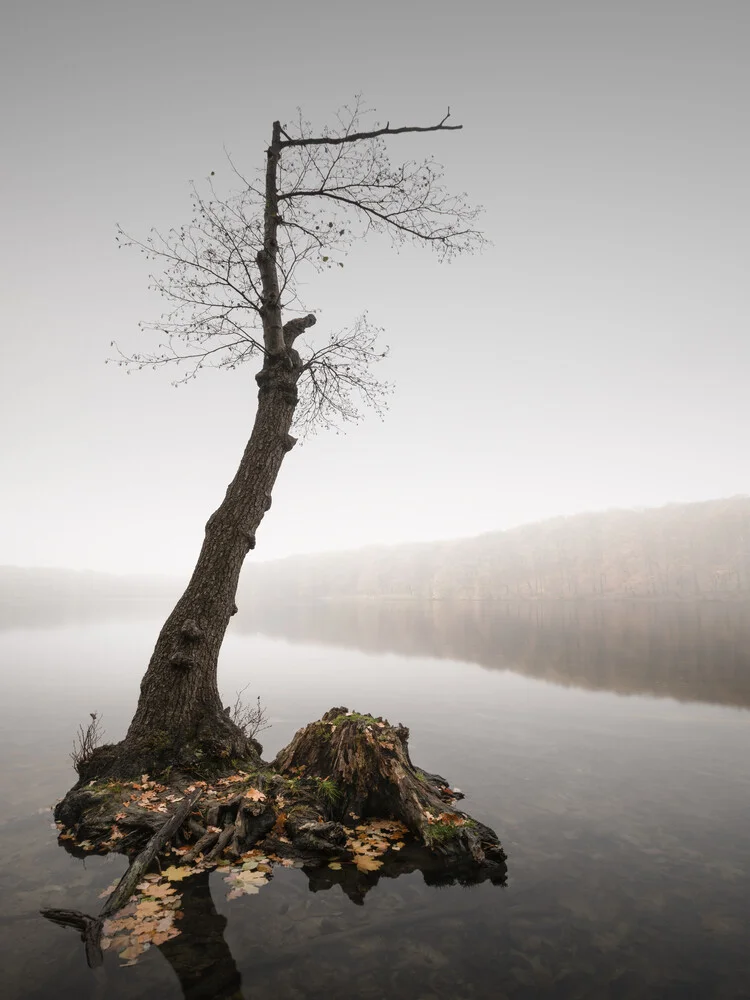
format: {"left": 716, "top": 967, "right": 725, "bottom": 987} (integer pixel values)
{"left": 274, "top": 707, "right": 506, "bottom": 867}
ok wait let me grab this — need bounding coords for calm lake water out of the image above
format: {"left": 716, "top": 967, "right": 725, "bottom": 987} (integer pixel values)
{"left": 1, "top": 599, "right": 749, "bottom": 999}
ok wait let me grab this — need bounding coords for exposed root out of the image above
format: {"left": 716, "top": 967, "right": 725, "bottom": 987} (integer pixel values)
{"left": 52, "top": 707, "right": 506, "bottom": 892}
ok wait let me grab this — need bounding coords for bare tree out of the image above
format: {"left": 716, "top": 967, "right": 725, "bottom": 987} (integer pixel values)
{"left": 90, "top": 99, "right": 484, "bottom": 779}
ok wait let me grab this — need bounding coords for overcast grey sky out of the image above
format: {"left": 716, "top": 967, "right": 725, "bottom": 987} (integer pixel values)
{"left": 1, "top": 1, "right": 748, "bottom": 574}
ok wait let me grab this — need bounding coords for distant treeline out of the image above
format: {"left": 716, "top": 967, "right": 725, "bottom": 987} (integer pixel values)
{"left": 0, "top": 566, "right": 178, "bottom": 629}
{"left": 240, "top": 497, "right": 750, "bottom": 602}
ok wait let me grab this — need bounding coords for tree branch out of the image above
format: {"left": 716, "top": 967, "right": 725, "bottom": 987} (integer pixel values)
{"left": 278, "top": 110, "right": 461, "bottom": 148}
{"left": 283, "top": 313, "right": 317, "bottom": 347}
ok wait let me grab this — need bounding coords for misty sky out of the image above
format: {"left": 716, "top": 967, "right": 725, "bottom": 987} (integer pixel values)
{"left": 2, "top": 1, "right": 749, "bottom": 574}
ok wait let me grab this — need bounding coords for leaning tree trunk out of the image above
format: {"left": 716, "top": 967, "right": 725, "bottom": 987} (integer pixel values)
{"left": 79, "top": 351, "right": 305, "bottom": 781}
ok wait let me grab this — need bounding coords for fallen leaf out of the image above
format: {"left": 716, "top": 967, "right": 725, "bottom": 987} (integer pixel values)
{"left": 135, "top": 900, "right": 161, "bottom": 917}
{"left": 234, "top": 870, "right": 268, "bottom": 886}
{"left": 355, "top": 856, "right": 383, "bottom": 873}
{"left": 152, "top": 929, "right": 178, "bottom": 945}
{"left": 145, "top": 884, "right": 177, "bottom": 900}
{"left": 162, "top": 866, "right": 190, "bottom": 882}
{"left": 245, "top": 788, "right": 265, "bottom": 802}
{"left": 118, "top": 945, "right": 142, "bottom": 961}
{"left": 328, "top": 862, "right": 342, "bottom": 870}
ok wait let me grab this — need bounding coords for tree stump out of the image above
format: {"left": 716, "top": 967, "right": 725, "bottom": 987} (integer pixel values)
{"left": 274, "top": 707, "right": 506, "bottom": 867}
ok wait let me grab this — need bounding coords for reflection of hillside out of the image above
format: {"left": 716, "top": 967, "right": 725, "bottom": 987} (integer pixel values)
{"left": 234, "top": 600, "right": 750, "bottom": 710}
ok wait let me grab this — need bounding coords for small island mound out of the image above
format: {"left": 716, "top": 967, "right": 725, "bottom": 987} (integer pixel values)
{"left": 45, "top": 708, "right": 506, "bottom": 965}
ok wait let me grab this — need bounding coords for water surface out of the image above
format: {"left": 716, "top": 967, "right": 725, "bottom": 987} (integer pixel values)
{"left": 1, "top": 600, "right": 748, "bottom": 999}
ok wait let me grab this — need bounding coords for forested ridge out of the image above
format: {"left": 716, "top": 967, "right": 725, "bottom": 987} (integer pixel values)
{"left": 3, "top": 498, "right": 750, "bottom": 617}
{"left": 241, "top": 496, "right": 750, "bottom": 602}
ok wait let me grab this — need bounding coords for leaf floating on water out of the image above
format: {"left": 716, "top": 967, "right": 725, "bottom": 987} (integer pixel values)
{"left": 101, "top": 875, "right": 183, "bottom": 966}
{"left": 144, "top": 883, "right": 177, "bottom": 900}
{"left": 224, "top": 867, "right": 270, "bottom": 900}
{"left": 162, "top": 865, "right": 190, "bottom": 882}
{"left": 355, "top": 856, "right": 383, "bottom": 873}
{"left": 135, "top": 900, "right": 162, "bottom": 917}
{"left": 328, "top": 862, "right": 342, "bottom": 870}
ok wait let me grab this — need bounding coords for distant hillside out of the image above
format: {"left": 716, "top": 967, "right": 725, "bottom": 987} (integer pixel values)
{"left": 239, "top": 497, "right": 750, "bottom": 602}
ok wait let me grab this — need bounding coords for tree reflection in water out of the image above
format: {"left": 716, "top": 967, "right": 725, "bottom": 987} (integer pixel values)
{"left": 46, "top": 836, "right": 507, "bottom": 999}
{"left": 235, "top": 598, "right": 750, "bottom": 709}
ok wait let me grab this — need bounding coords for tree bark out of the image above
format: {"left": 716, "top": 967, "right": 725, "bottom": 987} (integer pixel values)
{"left": 128, "top": 362, "right": 298, "bottom": 747}
{"left": 78, "top": 347, "right": 310, "bottom": 781}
